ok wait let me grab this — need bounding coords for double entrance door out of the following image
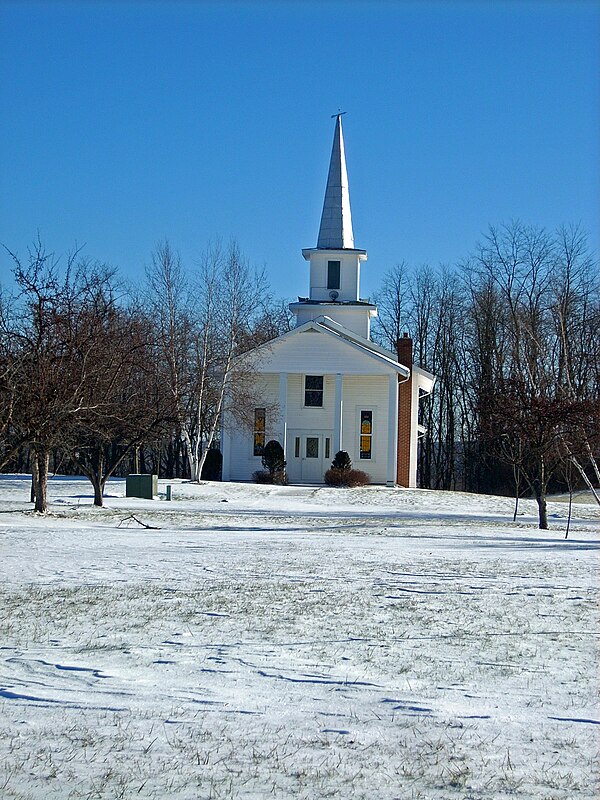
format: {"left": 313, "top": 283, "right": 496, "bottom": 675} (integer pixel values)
{"left": 288, "top": 430, "right": 332, "bottom": 484}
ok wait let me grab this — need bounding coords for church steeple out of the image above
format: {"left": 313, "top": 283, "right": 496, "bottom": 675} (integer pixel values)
{"left": 317, "top": 114, "right": 355, "bottom": 249}
{"left": 294, "top": 115, "right": 374, "bottom": 339}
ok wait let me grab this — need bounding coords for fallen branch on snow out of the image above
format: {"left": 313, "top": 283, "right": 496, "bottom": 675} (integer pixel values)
{"left": 117, "top": 514, "right": 161, "bottom": 530}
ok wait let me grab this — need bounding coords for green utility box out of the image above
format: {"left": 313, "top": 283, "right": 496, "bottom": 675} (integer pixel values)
{"left": 126, "top": 474, "right": 158, "bottom": 500}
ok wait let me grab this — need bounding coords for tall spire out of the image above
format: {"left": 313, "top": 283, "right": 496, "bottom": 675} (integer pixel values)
{"left": 317, "top": 114, "right": 355, "bottom": 249}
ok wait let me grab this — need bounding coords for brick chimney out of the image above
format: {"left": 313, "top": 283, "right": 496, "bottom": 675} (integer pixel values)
{"left": 396, "top": 333, "right": 413, "bottom": 487}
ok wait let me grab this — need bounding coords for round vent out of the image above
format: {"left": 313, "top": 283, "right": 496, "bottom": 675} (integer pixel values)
{"left": 329, "top": 290, "right": 339, "bottom": 301}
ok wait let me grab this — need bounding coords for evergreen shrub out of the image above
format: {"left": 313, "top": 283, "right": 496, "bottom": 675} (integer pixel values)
{"left": 201, "top": 449, "right": 222, "bottom": 481}
{"left": 254, "top": 440, "right": 287, "bottom": 484}
{"left": 331, "top": 450, "right": 352, "bottom": 470}
{"left": 324, "top": 451, "right": 370, "bottom": 487}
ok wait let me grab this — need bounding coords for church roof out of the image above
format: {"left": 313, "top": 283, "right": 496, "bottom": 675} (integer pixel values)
{"left": 317, "top": 114, "right": 355, "bottom": 249}
{"left": 236, "top": 317, "right": 410, "bottom": 379}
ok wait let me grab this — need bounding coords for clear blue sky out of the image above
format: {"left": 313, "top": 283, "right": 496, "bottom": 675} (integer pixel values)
{"left": 1, "top": 0, "right": 598, "bottom": 301}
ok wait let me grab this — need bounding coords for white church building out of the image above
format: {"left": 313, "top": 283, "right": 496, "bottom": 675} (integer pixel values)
{"left": 221, "top": 115, "right": 435, "bottom": 487}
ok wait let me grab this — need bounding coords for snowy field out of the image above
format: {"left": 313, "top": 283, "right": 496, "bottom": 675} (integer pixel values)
{"left": 0, "top": 475, "right": 598, "bottom": 800}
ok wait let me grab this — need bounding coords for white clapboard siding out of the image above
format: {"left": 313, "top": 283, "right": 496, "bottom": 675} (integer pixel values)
{"left": 285, "top": 373, "right": 335, "bottom": 430}
{"left": 340, "top": 375, "right": 390, "bottom": 484}
{"left": 227, "top": 374, "right": 278, "bottom": 481}
{"left": 253, "top": 329, "right": 394, "bottom": 376}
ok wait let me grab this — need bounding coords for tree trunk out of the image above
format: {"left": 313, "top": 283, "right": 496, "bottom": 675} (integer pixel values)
{"left": 192, "top": 433, "right": 202, "bottom": 482}
{"left": 76, "top": 443, "right": 136, "bottom": 508}
{"left": 91, "top": 473, "right": 104, "bottom": 507}
{"left": 585, "top": 440, "right": 600, "bottom": 487}
{"left": 33, "top": 449, "right": 49, "bottom": 513}
{"left": 181, "top": 429, "right": 198, "bottom": 483}
{"left": 570, "top": 455, "right": 600, "bottom": 506}
{"left": 565, "top": 471, "right": 573, "bottom": 540}
{"left": 93, "top": 448, "right": 105, "bottom": 507}
{"left": 30, "top": 457, "right": 37, "bottom": 503}
{"left": 535, "top": 492, "right": 548, "bottom": 530}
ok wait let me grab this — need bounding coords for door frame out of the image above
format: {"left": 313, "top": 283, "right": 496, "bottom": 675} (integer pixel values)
{"left": 287, "top": 429, "right": 333, "bottom": 484}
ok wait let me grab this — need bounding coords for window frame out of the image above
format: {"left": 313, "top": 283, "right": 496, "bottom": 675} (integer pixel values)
{"left": 304, "top": 375, "right": 324, "bottom": 408}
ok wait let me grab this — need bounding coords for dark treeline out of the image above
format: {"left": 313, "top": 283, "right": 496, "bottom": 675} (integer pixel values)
{"left": 1, "top": 222, "right": 598, "bottom": 527}
{"left": 373, "top": 222, "right": 599, "bottom": 527}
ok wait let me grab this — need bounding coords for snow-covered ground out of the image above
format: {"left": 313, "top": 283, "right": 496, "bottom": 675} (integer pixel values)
{"left": 0, "top": 474, "right": 598, "bottom": 799}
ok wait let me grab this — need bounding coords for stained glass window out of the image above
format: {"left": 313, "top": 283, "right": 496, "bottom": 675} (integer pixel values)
{"left": 253, "top": 408, "right": 265, "bottom": 456}
{"left": 306, "top": 437, "right": 319, "bottom": 458}
{"left": 360, "top": 410, "right": 372, "bottom": 459}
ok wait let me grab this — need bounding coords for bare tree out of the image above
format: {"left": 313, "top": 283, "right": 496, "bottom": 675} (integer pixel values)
{"left": 147, "top": 239, "right": 272, "bottom": 483}
{"left": 4, "top": 240, "right": 134, "bottom": 511}
{"left": 550, "top": 225, "right": 600, "bottom": 499}
{"left": 145, "top": 240, "right": 195, "bottom": 475}
{"left": 70, "top": 303, "right": 174, "bottom": 506}
{"left": 372, "top": 261, "right": 411, "bottom": 352}
{"left": 469, "top": 222, "right": 599, "bottom": 524}
{"left": 193, "top": 241, "right": 270, "bottom": 480}
{"left": 371, "top": 220, "right": 599, "bottom": 512}
{"left": 0, "top": 288, "right": 24, "bottom": 469}
{"left": 481, "top": 380, "right": 597, "bottom": 528}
